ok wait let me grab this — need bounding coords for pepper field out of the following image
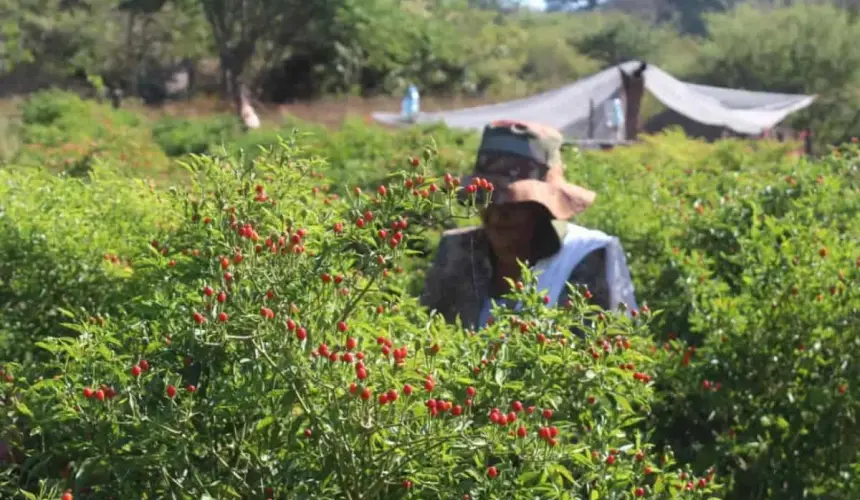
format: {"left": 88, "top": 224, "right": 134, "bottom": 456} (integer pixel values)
{"left": 0, "top": 91, "right": 858, "bottom": 499}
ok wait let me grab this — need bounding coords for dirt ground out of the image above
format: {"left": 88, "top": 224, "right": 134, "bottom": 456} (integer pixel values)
{"left": 129, "top": 94, "right": 504, "bottom": 129}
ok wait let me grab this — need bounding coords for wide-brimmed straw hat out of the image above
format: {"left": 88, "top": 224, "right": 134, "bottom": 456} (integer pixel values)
{"left": 459, "top": 120, "right": 596, "bottom": 220}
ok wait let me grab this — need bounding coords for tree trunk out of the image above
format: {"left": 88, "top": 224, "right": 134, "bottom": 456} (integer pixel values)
{"left": 620, "top": 63, "right": 647, "bottom": 141}
{"left": 221, "top": 64, "right": 233, "bottom": 100}
{"left": 220, "top": 48, "right": 237, "bottom": 99}
{"left": 126, "top": 12, "right": 138, "bottom": 98}
{"left": 185, "top": 59, "right": 195, "bottom": 102}
{"left": 219, "top": 46, "right": 260, "bottom": 130}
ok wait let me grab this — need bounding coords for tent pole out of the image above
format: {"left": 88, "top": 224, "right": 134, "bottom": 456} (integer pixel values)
{"left": 620, "top": 62, "right": 647, "bottom": 141}
{"left": 588, "top": 99, "right": 595, "bottom": 139}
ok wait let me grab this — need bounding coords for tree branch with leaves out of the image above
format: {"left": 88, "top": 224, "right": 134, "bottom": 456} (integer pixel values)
{"left": 198, "top": 0, "right": 344, "bottom": 127}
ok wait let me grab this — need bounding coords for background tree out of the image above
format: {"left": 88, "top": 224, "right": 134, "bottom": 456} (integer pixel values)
{"left": 696, "top": 3, "right": 860, "bottom": 92}
{"left": 569, "top": 13, "right": 678, "bottom": 65}
{"left": 0, "top": 0, "right": 124, "bottom": 81}
{"left": 654, "top": 0, "right": 735, "bottom": 34}
{"left": 197, "top": 0, "right": 344, "bottom": 104}
{"left": 0, "top": 0, "right": 209, "bottom": 100}
{"left": 695, "top": 2, "right": 860, "bottom": 146}
{"left": 544, "top": 0, "right": 601, "bottom": 12}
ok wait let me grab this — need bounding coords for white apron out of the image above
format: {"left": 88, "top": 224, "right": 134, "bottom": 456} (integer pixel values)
{"left": 477, "top": 223, "right": 638, "bottom": 327}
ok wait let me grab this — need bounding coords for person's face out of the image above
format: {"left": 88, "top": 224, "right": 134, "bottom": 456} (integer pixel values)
{"left": 482, "top": 203, "right": 538, "bottom": 260}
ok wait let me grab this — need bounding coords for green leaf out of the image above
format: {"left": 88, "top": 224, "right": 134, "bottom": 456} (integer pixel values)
{"left": 493, "top": 367, "right": 507, "bottom": 386}
{"left": 539, "top": 354, "right": 564, "bottom": 365}
{"left": 33, "top": 341, "right": 61, "bottom": 354}
{"left": 256, "top": 416, "right": 275, "bottom": 432}
{"left": 613, "top": 393, "right": 633, "bottom": 413}
{"left": 654, "top": 475, "right": 665, "bottom": 493}
{"left": 14, "top": 402, "right": 34, "bottom": 418}
{"left": 570, "top": 451, "right": 593, "bottom": 468}
{"left": 102, "top": 335, "right": 125, "bottom": 348}
{"left": 75, "top": 455, "right": 99, "bottom": 482}
{"left": 56, "top": 307, "right": 76, "bottom": 318}
{"left": 96, "top": 343, "right": 114, "bottom": 360}
{"left": 549, "top": 463, "right": 574, "bottom": 484}
{"left": 518, "top": 470, "right": 543, "bottom": 485}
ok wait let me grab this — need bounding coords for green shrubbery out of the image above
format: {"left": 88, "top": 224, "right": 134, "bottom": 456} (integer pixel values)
{"left": 0, "top": 93, "right": 858, "bottom": 498}
{"left": 0, "top": 164, "right": 178, "bottom": 362}
{"left": 148, "top": 112, "right": 478, "bottom": 189}
{"left": 11, "top": 91, "right": 172, "bottom": 179}
{"left": 150, "top": 115, "right": 242, "bottom": 157}
{"left": 1, "top": 143, "right": 702, "bottom": 499}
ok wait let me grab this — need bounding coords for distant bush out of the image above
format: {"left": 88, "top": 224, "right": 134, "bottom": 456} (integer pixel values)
{"left": 175, "top": 117, "right": 480, "bottom": 189}
{"left": 518, "top": 36, "right": 601, "bottom": 87}
{"left": 12, "top": 90, "right": 172, "bottom": 179}
{"left": 151, "top": 115, "right": 243, "bottom": 157}
{"left": 20, "top": 89, "right": 142, "bottom": 133}
{"left": 695, "top": 3, "right": 860, "bottom": 148}
{"left": 0, "top": 109, "right": 21, "bottom": 163}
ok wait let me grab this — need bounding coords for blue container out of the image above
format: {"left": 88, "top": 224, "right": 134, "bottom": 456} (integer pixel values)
{"left": 401, "top": 84, "right": 420, "bottom": 121}
{"left": 612, "top": 98, "right": 625, "bottom": 128}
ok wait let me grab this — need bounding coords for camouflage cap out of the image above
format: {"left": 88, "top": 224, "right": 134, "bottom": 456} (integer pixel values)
{"left": 477, "top": 120, "right": 565, "bottom": 169}
{"left": 460, "top": 120, "right": 596, "bottom": 220}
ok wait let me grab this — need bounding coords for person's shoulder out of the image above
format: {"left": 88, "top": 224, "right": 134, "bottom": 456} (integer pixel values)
{"left": 421, "top": 225, "right": 489, "bottom": 315}
{"left": 437, "top": 226, "right": 487, "bottom": 247}
{"left": 428, "top": 226, "right": 489, "bottom": 272}
{"left": 562, "top": 223, "right": 613, "bottom": 241}
{"left": 440, "top": 226, "right": 484, "bottom": 238}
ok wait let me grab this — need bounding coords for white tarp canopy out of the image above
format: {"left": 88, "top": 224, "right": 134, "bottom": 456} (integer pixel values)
{"left": 371, "top": 61, "right": 817, "bottom": 138}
